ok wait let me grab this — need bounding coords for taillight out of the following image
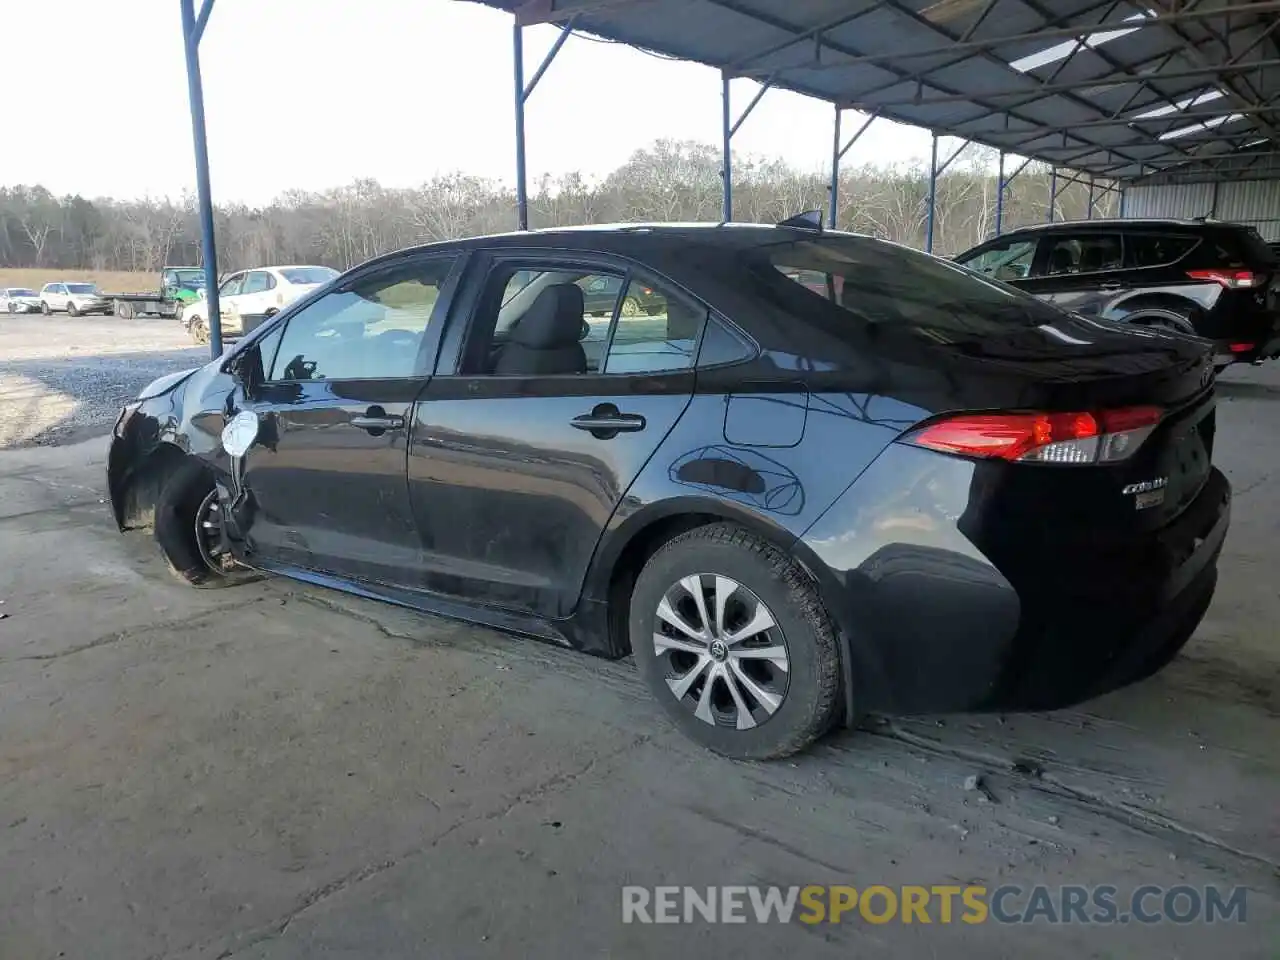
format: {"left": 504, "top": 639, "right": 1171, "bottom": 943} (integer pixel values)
{"left": 1187, "top": 268, "right": 1260, "bottom": 288}
{"left": 907, "top": 406, "right": 1163, "bottom": 464}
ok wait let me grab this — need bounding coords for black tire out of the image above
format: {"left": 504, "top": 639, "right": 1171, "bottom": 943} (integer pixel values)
{"left": 1130, "top": 308, "right": 1195, "bottom": 335}
{"left": 621, "top": 296, "right": 642, "bottom": 318}
{"left": 6, "top": 303, "right": 13, "bottom": 314}
{"left": 630, "top": 523, "right": 841, "bottom": 760}
{"left": 116, "top": 301, "right": 134, "bottom": 320}
{"left": 67, "top": 300, "right": 79, "bottom": 317}
{"left": 188, "top": 315, "right": 209, "bottom": 345}
{"left": 152, "top": 458, "right": 257, "bottom": 588}
{"left": 40, "top": 301, "right": 50, "bottom": 315}
{"left": 154, "top": 458, "right": 224, "bottom": 586}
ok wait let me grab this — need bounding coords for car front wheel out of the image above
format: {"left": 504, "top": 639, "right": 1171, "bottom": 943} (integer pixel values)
{"left": 67, "top": 300, "right": 79, "bottom": 317}
{"left": 153, "top": 458, "right": 245, "bottom": 587}
{"left": 630, "top": 523, "right": 842, "bottom": 759}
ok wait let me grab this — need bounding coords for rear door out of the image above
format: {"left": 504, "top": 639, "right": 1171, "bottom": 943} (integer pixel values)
{"left": 234, "top": 253, "right": 461, "bottom": 586}
{"left": 405, "top": 251, "right": 705, "bottom": 618}
{"left": 1033, "top": 231, "right": 1126, "bottom": 316}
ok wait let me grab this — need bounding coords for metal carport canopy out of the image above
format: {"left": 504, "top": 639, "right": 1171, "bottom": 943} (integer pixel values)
{"left": 478, "top": 0, "right": 1280, "bottom": 186}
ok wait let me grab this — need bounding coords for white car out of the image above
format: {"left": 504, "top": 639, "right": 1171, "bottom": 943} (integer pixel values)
{"left": 182, "top": 264, "right": 339, "bottom": 344}
{"left": 39, "top": 281, "right": 112, "bottom": 316}
{"left": 1, "top": 287, "right": 42, "bottom": 314}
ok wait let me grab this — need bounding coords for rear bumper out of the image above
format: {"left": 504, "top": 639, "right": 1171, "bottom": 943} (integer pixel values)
{"left": 1214, "top": 334, "right": 1280, "bottom": 365}
{"left": 800, "top": 444, "right": 1230, "bottom": 716}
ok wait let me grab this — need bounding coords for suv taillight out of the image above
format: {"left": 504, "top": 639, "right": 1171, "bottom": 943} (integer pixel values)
{"left": 906, "top": 406, "right": 1163, "bottom": 464}
{"left": 1187, "top": 268, "right": 1260, "bottom": 288}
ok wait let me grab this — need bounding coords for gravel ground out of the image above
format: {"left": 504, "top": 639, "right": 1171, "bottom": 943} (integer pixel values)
{"left": 0, "top": 315, "right": 207, "bottom": 448}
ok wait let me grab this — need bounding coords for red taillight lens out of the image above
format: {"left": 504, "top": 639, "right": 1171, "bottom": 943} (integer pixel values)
{"left": 1229, "top": 342, "right": 1256, "bottom": 353}
{"left": 908, "top": 406, "right": 1162, "bottom": 465}
{"left": 1187, "top": 268, "right": 1259, "bottom": 288}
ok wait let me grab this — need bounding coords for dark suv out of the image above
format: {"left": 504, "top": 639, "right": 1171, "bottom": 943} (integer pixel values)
{"left": 956, "top": 219, "right": 1280, "bottom": 367}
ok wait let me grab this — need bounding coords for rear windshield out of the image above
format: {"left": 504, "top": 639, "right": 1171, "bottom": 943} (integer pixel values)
{"left": 65, "top": 283, "right": 97, "bottom": 294}
{"left": 281, "top": 267, "right": 339, "bottom": 285}
{"left": 754, "top": 236, "right": 1066, "bottom": 333}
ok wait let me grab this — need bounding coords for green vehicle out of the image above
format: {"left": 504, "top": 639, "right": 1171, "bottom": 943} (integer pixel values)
{"left": 110, "top": 267, "right": 208, "bottom": 320}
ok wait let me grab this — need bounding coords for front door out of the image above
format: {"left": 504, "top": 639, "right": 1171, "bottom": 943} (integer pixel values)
{"left": 406, "top": 254, "right": 704, "bottom": 618}
{"left": 233, "top": 253, "right": 460, "bottom": 587}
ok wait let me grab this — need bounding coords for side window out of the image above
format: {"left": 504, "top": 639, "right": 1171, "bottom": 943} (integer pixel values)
{"left": 1041, "top": 234, "right": 1121, "bottom": 276}
{"left": 268, "top": 256, "right": 454, "bottom": 382}
{"left": 602, "top": 278, "right": 703, "bottom": 374}
{"left": 262, "top": 272, "right": 277, "bottom": 291}
{"left": 959, "top": 238, "right": 1035, "bottom": 281}
{"left": 242, "top": 272, "right": 269, "bottom": 295}
{"left": 697, "top": 316, "right": 754, "bottom": 367}
{"left": 468, "top": 266, "right": 625, "bottom": 375}
{"left": 1126, "top": 234, "right": 1198, "bottom": 268}
{"left": 219, "top": 274, "right": 244, "bottom": 297}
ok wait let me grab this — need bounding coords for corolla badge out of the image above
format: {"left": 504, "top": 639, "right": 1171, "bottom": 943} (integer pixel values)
{"left": 1122, "top": 476, "right": 1168, "bottom": 510}
{"left": 221, "top": 411, "right": 260, "bottom": 458}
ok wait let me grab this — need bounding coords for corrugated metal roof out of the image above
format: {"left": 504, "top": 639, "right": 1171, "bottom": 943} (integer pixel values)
{"left": 472, "top": 0, "right": 1280, "bottom": 184}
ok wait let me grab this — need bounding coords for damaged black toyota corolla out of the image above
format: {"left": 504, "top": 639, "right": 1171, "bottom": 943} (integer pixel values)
{"left": 108, "top": 223, "right": 1230, "bottom": 759}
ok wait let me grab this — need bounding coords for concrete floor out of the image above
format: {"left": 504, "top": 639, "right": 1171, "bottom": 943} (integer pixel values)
{"left": 1, "top": 365, "right": 1278, "bottom": 958}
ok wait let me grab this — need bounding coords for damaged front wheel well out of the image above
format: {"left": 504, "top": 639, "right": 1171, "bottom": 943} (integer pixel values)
{"left": 118, "top": 443, "right": 191, "bottom": 531}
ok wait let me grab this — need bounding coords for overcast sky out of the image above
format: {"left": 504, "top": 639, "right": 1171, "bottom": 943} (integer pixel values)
{"left": 3, "top": 0, "right": 937, "bottom": 204}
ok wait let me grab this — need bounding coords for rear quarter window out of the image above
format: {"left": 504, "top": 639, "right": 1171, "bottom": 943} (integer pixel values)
{"left": 1125, "top": 234, "right": 1198, "bottom": 268}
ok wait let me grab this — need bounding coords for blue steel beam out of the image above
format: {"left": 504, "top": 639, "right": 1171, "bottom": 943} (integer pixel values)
{"left": 193, "top": 0, "right": 215, "bottom": 44}
{"left": 513, "top": 19, "right": 574, "bottom": 230}
{"left": 829, "top": 109, "right": 877, "bottom": 228}
{"left": 721, "top": 76, "right": 773, "bottom": 221}
{"left": 181, "top": 0, "right": 222, "bottom": 359}
{"left": 995, "top": 155, "right": 1032, "bottom": 236}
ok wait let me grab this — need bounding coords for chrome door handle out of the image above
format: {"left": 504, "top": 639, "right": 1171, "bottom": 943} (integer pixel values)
{"left": 351, "top": 415, "right": 405, "bottom": 430}
{"left": 1098, "top": 282, "right": 1125, "bottom": 292}
{"left": 571, "top": 413, "right": 646, "bottom": 433}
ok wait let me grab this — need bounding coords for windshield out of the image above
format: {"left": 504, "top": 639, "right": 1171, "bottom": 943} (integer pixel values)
{"left": 171, "top": 270, "right": 205, "bottom": 288}
{"left": 7, "top": 288, "right": 36, "bottom": 297}
{"left": 754, "top": 235, "right": 1066, "bottom": 334}
{"left": 281, "top": 267, "right": 339, "bottom": 285}
{"left": 66, "top": 283, "right": 97, "bottom": 295}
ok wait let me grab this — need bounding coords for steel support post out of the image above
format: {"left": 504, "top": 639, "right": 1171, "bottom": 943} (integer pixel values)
{"left": 829, "top": 107, "right": 841, "bottom": 229}
{"left": 180, "top": 0, "right": 222, "bottom": 359}
{"left": 722, "top": 73, "right": 733, "bottom": 222}
{"left": 926, "top": 135, "right": 939, "bottom": 253}
{"left": 1048, "top": 166, "right": 1058, "bottom": 222}
{"left": 995, "top": 151, "right": 1005, "bottom": 237}
{"left": 513, "top": 19, "right": 573, "bottom": 231}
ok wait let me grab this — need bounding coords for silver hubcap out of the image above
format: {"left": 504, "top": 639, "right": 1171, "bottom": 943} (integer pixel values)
{"left": 653, "top": 574, "right": 789, "bottom": 731}
{"left": 194, "top": 490, "right": 228, "bottom": 571}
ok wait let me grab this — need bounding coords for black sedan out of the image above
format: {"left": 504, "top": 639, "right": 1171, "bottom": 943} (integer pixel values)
{"left": 107, "top": 224, "right": 1229, "bottom": 759}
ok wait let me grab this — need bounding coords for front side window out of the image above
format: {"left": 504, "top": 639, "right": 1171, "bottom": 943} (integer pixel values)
{"left": 957, "top": 238, "right": 1036, "bottom": 282}
{"left": 220, "top": 274, "right": 244, "bottom": 297}
{"left": 267, "top": 256, "right": 453, "bottom": 382}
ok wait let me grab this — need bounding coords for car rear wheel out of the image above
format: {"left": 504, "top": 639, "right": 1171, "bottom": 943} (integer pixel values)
{"left": 630, "top": 523, "right": 842, "bottom": 760}
{"left": 187, "top": 315, "right": 209, "bottom": 345}
{"left": 6, "top": 303, "right": 13, "bottom": 314}
{"left": 116, "top": 300, "right": 134, "bottom": 320}
{"left": 41, "top": 301, "right": 50, "bottom": 315}
{"left": 621, "top": 296, "right": 642, "bottom": 318}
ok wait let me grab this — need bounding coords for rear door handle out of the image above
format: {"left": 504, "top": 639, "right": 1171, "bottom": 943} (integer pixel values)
{"left": 1099, "top": 282, "right": 1125, "bottom": 292}
{"left": 571, "top": 414, "right": 646, "bottom": 432}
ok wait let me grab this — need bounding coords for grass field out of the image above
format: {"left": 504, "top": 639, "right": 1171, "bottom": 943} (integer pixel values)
{"left": 0, "top": 269, "right": 157, "bottom": 295}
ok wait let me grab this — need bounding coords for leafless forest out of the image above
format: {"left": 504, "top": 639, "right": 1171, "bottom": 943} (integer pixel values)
{"left": 0, "top": 140, "right": 1110, "bottom": 273}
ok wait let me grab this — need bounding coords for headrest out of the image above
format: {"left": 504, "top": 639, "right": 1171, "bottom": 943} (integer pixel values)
{"left": 510, "top": 284, "right": 585, "bottom": 348}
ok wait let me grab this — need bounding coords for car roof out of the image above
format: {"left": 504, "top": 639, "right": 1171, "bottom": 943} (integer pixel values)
{"left": 1000, "top": 218, "right": 1247, "bottom": 237}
